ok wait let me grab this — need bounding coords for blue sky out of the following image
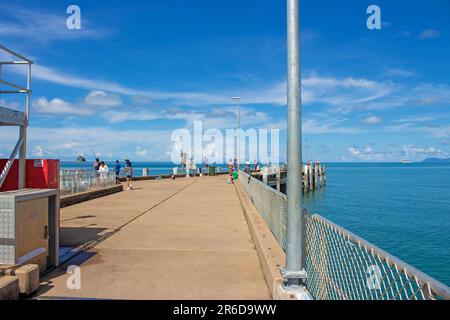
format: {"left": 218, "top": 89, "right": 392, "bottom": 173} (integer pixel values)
{"left": 1, "top": 0, "right": 450, "bottom": 162}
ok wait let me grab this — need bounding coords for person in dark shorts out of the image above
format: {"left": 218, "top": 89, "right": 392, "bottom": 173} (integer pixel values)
{"left": 114, "top": 160, "right": 121, "bottom": 184}
{"left": 123, "top": 159, "right": 134, "bottom": 190}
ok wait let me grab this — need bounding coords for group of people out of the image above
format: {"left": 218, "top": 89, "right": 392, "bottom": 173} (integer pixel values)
{"left": 93, "top": 158, "right": 134, "bottom": 190}
{"left": 226, "top": 159, "right": 260, "bottom": 184}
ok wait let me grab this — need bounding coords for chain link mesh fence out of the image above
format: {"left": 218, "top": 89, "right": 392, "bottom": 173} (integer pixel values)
{"left": 238, "top": 170, "right": 450, "bottom": 300}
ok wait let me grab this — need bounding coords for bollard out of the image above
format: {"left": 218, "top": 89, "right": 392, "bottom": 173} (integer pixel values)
{"left": 314, "top": 163, "right": 319, "bottom": 190}
{"left": 276, "top": 169, "right": 281, "bottom": 192}
{"left": 303, "top": 165, "right": 308, "bottom": 191}
{"left": 319, "top": 164, "right": 323, "bottom": 187}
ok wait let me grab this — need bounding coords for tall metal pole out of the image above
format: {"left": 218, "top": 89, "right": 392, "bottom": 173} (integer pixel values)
{"left": 283, "top": 0, "right": 306, "bottom": 286}
{"left": 232, "top": 97, "right": 241, "bottom": 166}
{"left": 18, "top": 63, "right": 31, "bottom": 189}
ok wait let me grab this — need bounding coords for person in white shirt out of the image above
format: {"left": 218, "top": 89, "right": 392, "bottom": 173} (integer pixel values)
{"left": 98, "top": 161, "right": 109, "bottom": 188}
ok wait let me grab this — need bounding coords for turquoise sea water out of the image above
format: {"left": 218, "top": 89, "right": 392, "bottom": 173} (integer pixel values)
{"left": 61, "top": 161, "right": 450, "bottom": 286}
{"left": 303, "top": 162, "right": 450, "bottom": 287}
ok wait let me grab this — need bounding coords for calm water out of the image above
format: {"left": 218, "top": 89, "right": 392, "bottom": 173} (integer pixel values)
{"left": 303, "top": 162, "right": 450, "bottom": 287}
{"left": 61, "top": 161, "right": 450, "bottom": 286}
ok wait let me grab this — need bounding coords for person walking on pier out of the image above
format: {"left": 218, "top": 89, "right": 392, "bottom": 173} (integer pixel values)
{"left": 114, "top": 160, "right": 121, "bottom": 185}
{"left": 94, "top": 158, "right": 101, "bottom": 184}
{"left": 123, "top": 159, "right": 134, "bottom": 190}
{"left": 204, "top": 157, "right": 209, "bottom": 176}
{"left": 227, "top": 159, "right": 234, "bottom": 184}
{"left": 244, "top": 161, "right": 251, "bottom": 174}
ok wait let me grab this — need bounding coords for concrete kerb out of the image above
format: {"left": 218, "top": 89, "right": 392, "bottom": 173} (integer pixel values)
{"left": 60, "top": 184, "right": 123, "bottom": 208}
{"left": 234, "top": 182, "right": 289, "bottom": 300}
{"left": 234, "top": 182, "right": 314, "bottom": 300}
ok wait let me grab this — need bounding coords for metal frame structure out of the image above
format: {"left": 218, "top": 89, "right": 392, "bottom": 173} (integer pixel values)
{"left": 0, "top": 45, "right": 33, "bottom": 190}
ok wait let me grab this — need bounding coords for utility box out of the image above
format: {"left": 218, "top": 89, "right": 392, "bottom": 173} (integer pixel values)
{"left": 0, "top": 189, "right": 59, "bottom": 273}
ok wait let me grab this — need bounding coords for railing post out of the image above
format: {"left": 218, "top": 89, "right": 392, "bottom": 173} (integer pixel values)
{"left": 314, "top": 162, "right": 319, "bottom": 190}
{"left": 276, "top": 169, "right": 281, "bottom": 192}
{"left": 282, "top": 0, "right": 307, "bottom": 287}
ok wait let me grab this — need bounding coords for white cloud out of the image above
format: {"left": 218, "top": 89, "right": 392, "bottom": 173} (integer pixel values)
{"left": 15, "top": 63, "right": 394, "bottom": 109}
{"left": 402, "top": 145, "right": 448, "bottom": 158}
{"left": 346, "top": 144, "right": 449, "bottom": 162}
{"left": 347, "top": 146, "right": 385, "bottom": 161}
{"left": 418, "top": 29, "right": 442, "bottom": 40}
{"left": 13, "top": 63, "right": 450, "bottom": 127}
{"left": 361, "top": 116, "right": 382, "bottom": 125}
{"left": 32, "top": 146, "right": 46, "bottom": 157}
{"left": 304, "top": 117, "right": 359, "bottom": 134}
{"left": 135, "top": 147, "right": 149, "bottom": 159}
{"left": 2, "top": 126, "right": 174, "bottom": 161}
{"left": 384, "top": 68, "right": 417, "bottom": 78}
{"left": 84, "top": 91, "right": 122, "bottom": 108}
{"left": 34, "top": 97, "right": 92, "bottom": 116}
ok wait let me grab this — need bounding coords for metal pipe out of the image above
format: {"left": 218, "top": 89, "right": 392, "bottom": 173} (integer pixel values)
{"left": 232, "top": 97, "right": 241, "bottom": 165}
{"left": 285, "top": 0, "right": 304, "bottom": 285}
{"left": 0, "top": 79, "right": 29, "bottom": 91}
{"left": 0, "top": 61, "right": 31, "bottom": 65}
{"left": 18, "top": 63, "right": 31, "bottom": 189}
{"left": 0, "top": 45, "right": 34, "bottom": 64}
{"left": 0, "top": 135, "right": 24, "bottom": 189}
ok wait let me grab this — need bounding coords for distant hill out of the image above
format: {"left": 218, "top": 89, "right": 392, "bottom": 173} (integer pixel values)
{"left": 422, "top": 158, "right": 450, "bottom": 163}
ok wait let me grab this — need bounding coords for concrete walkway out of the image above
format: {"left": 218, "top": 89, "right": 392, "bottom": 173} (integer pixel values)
{"left": 36, "top": 176, "right": 271, "bottom": 300}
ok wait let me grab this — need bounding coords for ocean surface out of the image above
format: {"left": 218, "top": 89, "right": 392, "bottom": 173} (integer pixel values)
{"left": 61, "top": 161, "right": 450, "bottom": 286}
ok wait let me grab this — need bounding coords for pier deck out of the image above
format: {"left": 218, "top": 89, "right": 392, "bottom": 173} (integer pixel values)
{"left": 35, "top": 176, "right": 271, "bottom": 300}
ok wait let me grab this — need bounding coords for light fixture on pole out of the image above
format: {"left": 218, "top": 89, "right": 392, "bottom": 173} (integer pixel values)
{"left": 232, "top": 97, "right": 241, "bottom": 166}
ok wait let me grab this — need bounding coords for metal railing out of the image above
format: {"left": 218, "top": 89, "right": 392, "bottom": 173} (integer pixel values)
{"left": 238, "top": 170, "right": 450, "bottom": 300}
{"left": 60, "top": 169, "right": 116, "bottom": 197}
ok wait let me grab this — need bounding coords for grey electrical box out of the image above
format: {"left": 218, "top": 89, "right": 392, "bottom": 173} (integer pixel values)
{"left": 0, "top": 189, "right": 59, "bottom": 272}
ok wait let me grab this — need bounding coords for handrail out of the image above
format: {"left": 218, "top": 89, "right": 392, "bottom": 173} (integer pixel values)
{"left": 309, "top": 214, "right": 450, "bottom": 299}
{"left": 0, "top": 45, "right": 33, "bottom": 64}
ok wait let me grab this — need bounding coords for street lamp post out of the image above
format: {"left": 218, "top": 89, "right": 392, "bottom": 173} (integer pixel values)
{"left": 232, "top": 97, "right": 241, "bottom": 166}
{"left": 282, "top": 0, "right": 307, "bottom": 287}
